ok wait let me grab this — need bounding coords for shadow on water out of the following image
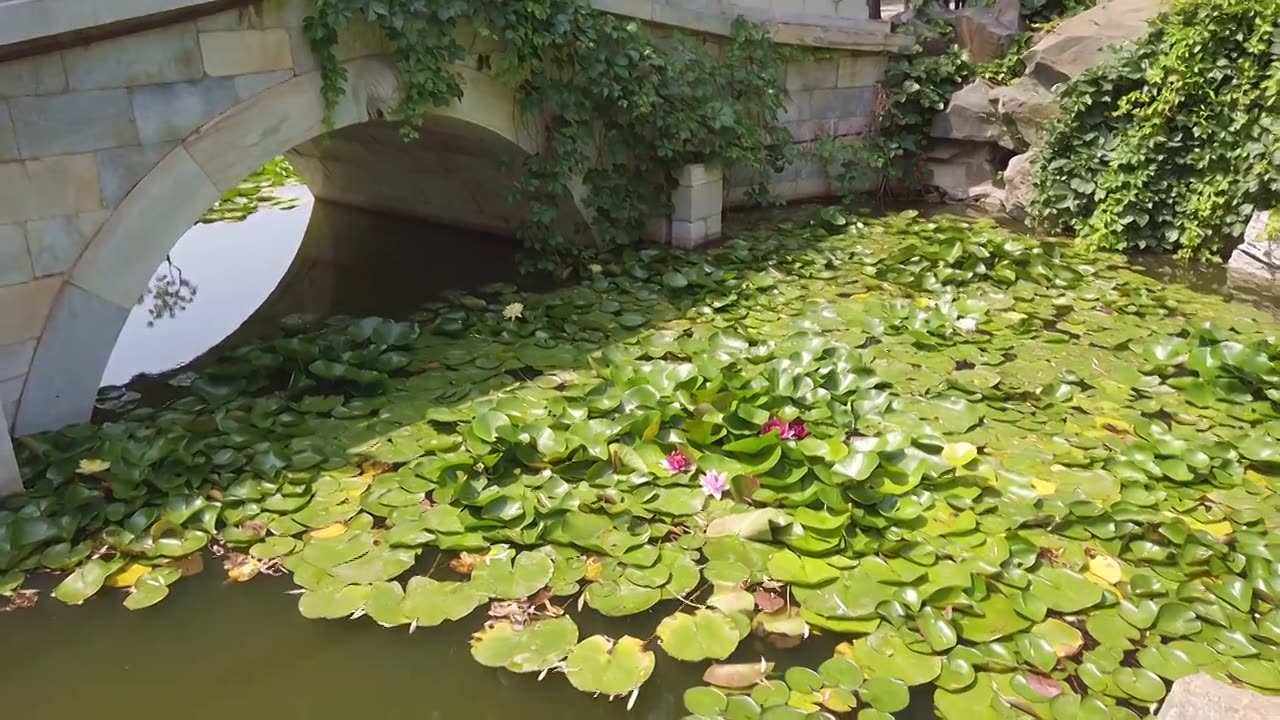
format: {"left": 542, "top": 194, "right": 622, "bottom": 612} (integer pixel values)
{"left": 99, "top": 194, "right": 530, "bottom": 415}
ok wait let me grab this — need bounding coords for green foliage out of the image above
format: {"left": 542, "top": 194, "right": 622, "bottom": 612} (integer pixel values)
{"left": 303, "top": 0, "right": 789, "bottom": 273}
{"left": 975, "top": 30, "right": 1031, "bottom": 86}
{"left": 1030, "top": 0, "right": 1280, "bottom": 259}
{"left": 200, "top": 157, "right": 303, "bottom": 224}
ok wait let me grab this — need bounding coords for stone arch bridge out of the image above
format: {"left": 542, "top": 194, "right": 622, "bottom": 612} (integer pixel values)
{"left": 0, "top": 0, "right": 906, "bottom": 492}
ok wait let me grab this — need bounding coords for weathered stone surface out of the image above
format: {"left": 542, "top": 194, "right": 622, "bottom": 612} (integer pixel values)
{"left": 0, "top": 224, "right": 34, "bottom": 287}
{"left": 1021, "top": 0, "right": 1164, "bottom": 88}
{"left": 234, "top": 70, "right": 295, "bottom": 100}
{"left": 0, "top": 402, "right": 20, "bottom": 498}
{"left": 0, "top": 154, "right": 102, "bottom": 223}
{"left": 0, "top": 376, "right": 19, "bottom": 426}
{"left": 63, "top": 23, "right": 203, "bottom": 89}
{"left": 809, "top": 87, "right": 877, "bottom": 120}
{"left": 995, "top": 0, "right": 1021, "bottom": 27}
{"left": 200, "top": 29, "right": 294, "bottom": 76}
{"left": 931, "top": 79, "right": 1005, "bottom": 144}
{"left": 782, "top": 92, "right": 812, "bottom": 123}
{"left": 671, "top": 218, "right": 710, "bottom": 248}
{"left": 96, "top": 142, "right": 179, "bottom": 208}
{"left": 837, "top": 55, "right": 886, "bottom": 87}
{"left": 9, "top": 89, "right": 139, "bottom": 157}
{"left": 0, "top": 277, "right": 60, "bottom": 346}
{"left": 673, "top": 180, "right": 722, "bottom": 222}
{"left": 1158, "top": 674, "right": 1280, "bottom": 720}
{"left": 678, "top": 164, "right": 721, "bottom": 187}
{"left": 924, "top": 140, "right": 1000, "bottom": 200}
{"left": 26, "top": 212, "right": 108, "bottom": 277}
{"left": 14, "top": 283, "right": 131, "bottom": 436}
{"left": 1001, "top": 149, "right": 1036, "bottom": 219}
{"left": 0, "top": 104, "right": 18, "bottom": 162}
{"left": 131, "top": 77, "right": 240, "bottom": 144}
{"left": 992, "top": 78, "right": 1059, "bottom": 148}
{"left": 786, "top": 60, "right": 839, "bottom": 90}
{"left": 0, "top": 340, "right": 36, "bottom": 382}
{"left": 74, "top": 148, "right": 218, "bottom": 308}
{"left": 0, "top": 53, "right": 67, "bottom": 96}
{"left": 952, "top": 7, "right": 1018, "bottom": 64}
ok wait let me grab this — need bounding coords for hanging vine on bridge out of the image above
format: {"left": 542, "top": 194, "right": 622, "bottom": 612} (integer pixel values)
{"left": 303, "top": 0, "right": 790, "bottom": 273}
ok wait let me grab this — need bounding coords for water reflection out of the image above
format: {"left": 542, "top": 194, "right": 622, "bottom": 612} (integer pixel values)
{"left": 102, "top": 187, "right": 314, "bottom": 387}
{"left": 103, "top": 190, "right": 524, "bottom": 388}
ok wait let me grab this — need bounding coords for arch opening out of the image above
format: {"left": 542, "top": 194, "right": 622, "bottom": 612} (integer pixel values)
{"left": 13, "top": 58, "right": 587, "bottom": 436}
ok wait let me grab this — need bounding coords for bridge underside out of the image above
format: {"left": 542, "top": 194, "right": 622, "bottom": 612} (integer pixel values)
{"left": 289, "top": 118, "right": 580, "bottom": 240}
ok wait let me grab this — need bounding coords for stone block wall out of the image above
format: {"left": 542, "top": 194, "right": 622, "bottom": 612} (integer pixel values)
{"left": 0, "top": 0, "right": 903, "bottom": 456}
{"left": 726, "top": 53, "right": 886, "bottom": 205}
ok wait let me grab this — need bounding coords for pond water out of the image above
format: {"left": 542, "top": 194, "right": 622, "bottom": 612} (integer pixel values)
{"left": 3, "top": 202, "right": 1280, "bottom": 720}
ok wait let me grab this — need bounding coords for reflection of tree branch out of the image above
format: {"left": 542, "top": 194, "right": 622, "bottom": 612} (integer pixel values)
{"left": 141, "top": 255, "right": 198, "bottom": 326}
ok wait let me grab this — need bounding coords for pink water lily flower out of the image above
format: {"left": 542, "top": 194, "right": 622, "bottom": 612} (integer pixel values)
{"left": 761, "top": 417, "right": 808, "bottom": 441}
{"left": 700, "top": 470, "right": 730, "bottom": 500}
{"left": 660, "top": 450, "right": 693, "bottom": 474}
{"left": 761, "top": 417, "right": 788, "bottom": 437}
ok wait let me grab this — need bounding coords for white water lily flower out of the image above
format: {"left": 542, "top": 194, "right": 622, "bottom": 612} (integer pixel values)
{"left": 955, "top": 316, "right": 978, "bottom": 333}
{"left": 503, "top": 302, "right": 524, "bottom": 321}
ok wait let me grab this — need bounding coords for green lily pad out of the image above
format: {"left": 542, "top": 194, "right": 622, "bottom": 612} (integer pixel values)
{"left": 470, "top": 548, "right": 555, "bottom": 599}
{"left": 656, "top": 609, "right": 742, "bottom": 661}
{"left": 563, "top": 635, "right": 655, "bottom": 696}
{"left": 401, "top": 577, "right": 487, "bottom": 626}
{"left": 470, "top": 616, "right": 579, "bottom": 673}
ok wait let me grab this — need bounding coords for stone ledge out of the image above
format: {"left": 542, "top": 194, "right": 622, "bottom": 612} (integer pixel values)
{"left": 1158, "top": 674, "right": 1280, "bottom": 720}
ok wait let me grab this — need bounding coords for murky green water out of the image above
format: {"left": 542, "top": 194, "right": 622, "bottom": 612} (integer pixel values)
{"left": 2, "top": 564, "right": 946, "bottom": 719}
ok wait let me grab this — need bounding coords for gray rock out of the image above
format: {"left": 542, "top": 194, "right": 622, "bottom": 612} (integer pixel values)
{"left": 951, "top": 7, "right": 1019, "bottom": 64}
{"left": 1021, "top": 0, "right": 1164, "bottom": 87}
{"left": 924, "top": 140, "right": 1001, "bottom": 201}
{"left": 991, "top": 78, "right": 1059, "bottom": 148}
{"left": 1001, "top": 150, "right": 1036, "bottom": 219}
{"left": 1158, "top": 674, "right": 1280, "bottom": 720}
{"left": 995, "top": 0, "right": 1022, "bottom": 28}
{"left": 931, "top": 79, "right": 1009, "bottom": 145}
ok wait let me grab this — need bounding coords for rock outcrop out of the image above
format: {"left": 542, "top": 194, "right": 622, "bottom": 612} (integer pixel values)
{"left": 926, "top": 0, "right": 1166, "bottom": 212}
{"left": 1158, "top": 674, "right": 1280, "bottom": 720}
{"left": 1022, "top": 0, "right": 1161, "bottom": 87}
{"left": 990, "top": 78, "right": 1057, "bottom": 148}
{"left": 929, "top": 79, "right": 1009, "bottom": 145}
{"left": 952, "top": 6, "right": 1018, "bottom": 64}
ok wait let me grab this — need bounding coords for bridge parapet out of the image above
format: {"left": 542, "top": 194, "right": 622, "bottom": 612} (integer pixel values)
{"left": 0, "top": 0, "right": 907, "bottom": 494}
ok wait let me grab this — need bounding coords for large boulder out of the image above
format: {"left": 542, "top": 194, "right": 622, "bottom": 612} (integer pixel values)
{"left": 991, "top": 78, "right": 1060, "bottom": 148}
{"left": 1158, "top": 674, "right": 1280, "bottom": 720}
{"left": 931, "top": 79, "right": 1012, "bottom": 146}
{"left": 1001, "top": 150, "right": 1036, "bottom": 219}
{"left": 951, "top": 7, "right": 1019, "bottom": 64}
{"left": 925, "top": 140, "right": 1002, "bottom": 201}
{"left": 1021, "top": 0, "right": 1166, "bottom": 87}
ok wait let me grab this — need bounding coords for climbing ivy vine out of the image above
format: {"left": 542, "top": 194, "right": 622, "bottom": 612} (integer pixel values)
{"left": 1030, "top": 0, "right": 1280, "bottom": 260}
{"left": 809, "top": 9, "right": 971, "bottom": 199}
{"left": 302, "top": 0, "right": 790, "bottom": 273}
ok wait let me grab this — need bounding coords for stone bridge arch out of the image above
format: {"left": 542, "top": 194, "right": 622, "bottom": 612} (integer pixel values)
{"left": 0, "top": 0, "right": 907, "bottom": 492}
{"left": 10, "top": 52, "right": 567, "bottom": 437}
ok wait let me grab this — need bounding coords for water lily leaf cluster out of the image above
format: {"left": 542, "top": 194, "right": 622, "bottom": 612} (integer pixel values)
{"left": 3, "top": 210, "right": 1280, "bottom": 716}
